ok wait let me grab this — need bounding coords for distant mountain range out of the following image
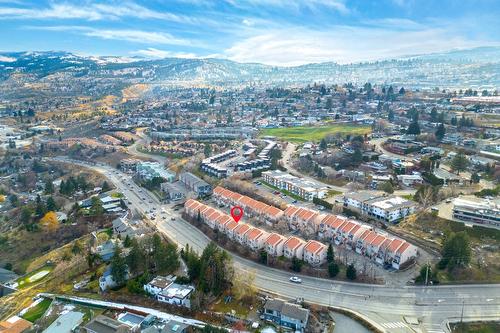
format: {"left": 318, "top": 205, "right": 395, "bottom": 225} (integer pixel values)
{"left": 0, "top": 47, "right": 499, "bottom": 92}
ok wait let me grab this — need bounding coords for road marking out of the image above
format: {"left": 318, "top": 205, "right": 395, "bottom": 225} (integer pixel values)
{"left": 381, "top": 322, "right": 407, "bottom": 328}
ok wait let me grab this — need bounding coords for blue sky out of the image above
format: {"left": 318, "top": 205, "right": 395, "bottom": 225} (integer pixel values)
{"left": 0, "top": 0, "right": 499, "bottom": 65}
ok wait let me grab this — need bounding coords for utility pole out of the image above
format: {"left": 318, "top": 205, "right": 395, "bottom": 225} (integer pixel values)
{"left": 460, "top": 299, "right": 465, "bottom": 324}
{"left": 425, "top": 260, "right": 430, "bottom": 286}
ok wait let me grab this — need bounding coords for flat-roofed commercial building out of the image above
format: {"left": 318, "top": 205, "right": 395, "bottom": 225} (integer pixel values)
{"left": 262, "top": 170, "right": 328, "bottom": 201}
{"left": 453, "top": 196, "right": 500, "bottom": 228}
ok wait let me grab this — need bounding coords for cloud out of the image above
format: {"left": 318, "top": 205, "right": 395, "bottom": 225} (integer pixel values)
{"left": 226, "top": 0, "right": 349, "bottom": 14}
{"left": 0, "top": 1, "right": 198, "bottom": 24}
{"left": 132, "top": 47, "right": 198, "bottom": 58}
{"left": 224, "top": 25, "right": 497, "bottom": 66}
{"left": 28, "top": 25, "right": 195, "bottom": 46}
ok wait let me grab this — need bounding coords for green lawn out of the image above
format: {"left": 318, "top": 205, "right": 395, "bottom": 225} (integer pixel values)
{"left": 451, "top": 322, "right": 500, "bottom": 333}
{"left": 16, "top": 265, "right": 54, "bottom": 289}
{"left": 22, "top": 298, "right": 53, "bottom": 322}
{"left": 261, "top": 181, "right": 305, "bottom": 201}
{"left": 260, "top": 124, "right": 371, "bottom": 143}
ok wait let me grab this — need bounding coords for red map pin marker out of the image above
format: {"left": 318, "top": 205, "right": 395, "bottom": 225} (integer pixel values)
{"left": 230, "top": 206, "right": 244, "bottom": 223}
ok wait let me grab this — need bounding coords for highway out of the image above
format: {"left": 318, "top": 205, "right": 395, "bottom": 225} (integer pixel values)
{"left": 48, "top": 157, "right": 500, "bottom": 333}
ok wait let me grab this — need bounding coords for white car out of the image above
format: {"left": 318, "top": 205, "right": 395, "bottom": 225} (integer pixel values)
{"left": 289, "top": 276, "right": 302, "bottom": 283}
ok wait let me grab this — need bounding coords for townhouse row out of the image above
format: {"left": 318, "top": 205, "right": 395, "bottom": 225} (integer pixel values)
{"left": 184, "top": 199, "right": 328, "bottom": 266}
{"left": 213, "top": 186, "right": 284, "bottom": 224}
{"left": 212, "top": 186, "right": 418, "bottom": 269}
{"left": 283, "top": 205, "right": 417, "bottom": 269}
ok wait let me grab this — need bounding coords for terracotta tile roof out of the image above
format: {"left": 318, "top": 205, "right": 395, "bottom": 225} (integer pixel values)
{"left": 225, "top": 220, "right": 239, "bottom": 231}
{"left": 247, "top": 228, "right": 266, "bottom": 241}
{"left": 266, "top": 206, "right": 283, "bottom": 217}
{"left": 216, "top": 215, "right": 232, "bottom": 227}
{"left": 395, "top": 241, "right": 411, "bottom": 254}
{"left": 185, "top": 199, "right": 196, "bottom": 208}
{"left": 202, "top": 207, "right": 216, "bottom": 217}
{"left": 340, "top": 221, "right": 357, "bottom": 234}
{"left": 265, "top": 233, "right": 286, "bottom": 246}
{"left": 284, "top": 206, "right": 300, "bottom": 217}
{"left": 357, "top": 229, "right": 371, "bottom": 241}
{"left": 208, "top": 210, "right": 222, "bottom": 221}
{"left": 388, "top": 239, "right": 404, "bottom": 253}
{"left": 348, "top": 224, "right": 361, "bottom": 235}
{"left": 331, "top": 217, "right": 348, "bottom": 230}
{"left": 379, "top": 238, "right": 392, "bottom": 251}
{"left": 235, "top": 224, "right": 252, "bottom": 236}
{"left": 304, "top": 240, "right": 326, "bottom": 255}
{"left": 213, "top": 186, "right": 225, "bottom": 195}
{"left": 370, "top": 235, "right": 387, "bottom": 247}
{"left": 320, "top": 214, "right": 334, "bottom": 225}
{"left": 363, "top": 231, "right": 378, "bottom": 244}
{"left": 284, "top": 236, "right": 305, "bottom": 250}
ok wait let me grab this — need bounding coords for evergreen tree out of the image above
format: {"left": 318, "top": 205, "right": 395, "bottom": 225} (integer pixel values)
{"left": 123, "top": 234, "right": 132, "bottom": 248}
{"left": 430, "top": 107, "right": 438, "bottom": 122}
{"left": 46, "top": 196, "right": 57, "bottom": 212}
{"left": 450, "top": 152, "right": 469, "bottom": 174}
{"left": 328, "top": 262, "right": 340, "bottom": 278}
{"left": 387, "top": 109, "right": 395, "bottom": 122}
{"left": 110, "top": 247, "right": 128, "bottom": 286}
{"left": 470, "top": 173, "right": 480, "bottom": 184}
{"left": 127, "top": 239, "right": 146, "bottom": 275}
{"left": 440, "top": 232, "right": 471, "bottom": 270}
{"left": 44, "top": 180, "right": 54, "bottom": 194}
{"left": 380, "top": 181, "right": 394, "bottom": 194}
{"left": 326, "top": 244, "right": 334, "bottom": 263}
{"left": 435, "top": 123, "right": 446, "bottom": 141}
{"left": 346, "top": 264, "right": 357, "bottom": 280}
{"left": 291, "top": 256, "right": 303, "bottom": 272}
{"left": 406, "top": 119, "right": 421, "bottom": 135}
{"left": 101, "top": 181, "right": 111, "bottom": 192}
{"left": 319, "top": 138, "right": 327, "bottom": 151}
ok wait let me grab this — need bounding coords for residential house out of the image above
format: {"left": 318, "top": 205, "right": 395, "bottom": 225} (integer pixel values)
{"left": 179, "top": 172, "right": 212, "bottom": 197}
{"left": 43, "top": 311, "right": 84, "bottom": 333}
{"left": 263, "top": 298, "right": 310, "bottom": 332}
{"left": 144, "top": 276, "right": 174, "bottom": 296}
{"left": 234, "top": 224, "right": 252, "bottom": 245}
{"left": 157, "top": 283, "right": 195, "bottom": 308}
{"left": 265, "top": 233, "right": 287, "bottom": 257}
{"left": 136, "top": 162, "right": 175, "bottom": 182}
{"left": 0, "top": 316, "right": 32, "bottom": 333}
{"left": 283, "top": 237, "right": 306, "bottom": 260}
{"left": 161, "top": 182, "right": 187, "bottom": 201}
{"left": 243, "top": 228, "right": 268, "bottom": 251}
{"left": 262, "top": 170, "right": 328, "bottom": 201}
{"left": 303, "top": 240, "right": 327, "bottom": 266}
{"left": 99, "top": 266, "right": 129, "bottom": 291}
{"left": 343, "top": 191, "right": 417, "bottom": 223}
{"left": 83, "top": 315, "right": 132, "bottom": 333}
{"left": 392, "top": 242, "right": 417, "bottom": 269}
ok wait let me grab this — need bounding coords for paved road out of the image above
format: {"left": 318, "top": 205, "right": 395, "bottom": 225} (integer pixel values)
{"left": 49, "top": 157, "right": 500, "bottom": 333}
{"left": 127, "top": 128, "right": 167, "bottom": 164}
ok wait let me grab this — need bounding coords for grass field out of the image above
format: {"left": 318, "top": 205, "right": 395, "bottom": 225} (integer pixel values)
{"left": 22, "top": 299, "right": 52, "bottom": 322}
{"left": 261, "top": 181, "right": 304, "bottom": 201}
{"left": 16, "top": 265, "right": 54, "bottom": 289}
{"left": 451, "top": 321, "right": 500, "bottom": 333}
{"left": 260, "top": 124, "right": 371, "bottom": 143}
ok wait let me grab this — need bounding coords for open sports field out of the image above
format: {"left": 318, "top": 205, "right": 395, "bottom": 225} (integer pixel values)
{"left": 260, "top": 124, "right": 371, "bottom": 143}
